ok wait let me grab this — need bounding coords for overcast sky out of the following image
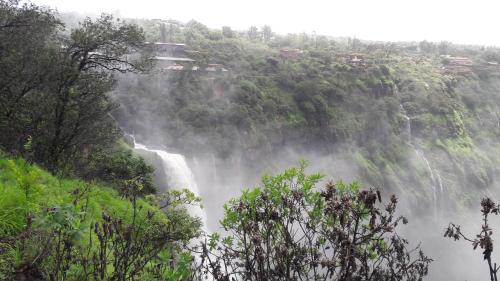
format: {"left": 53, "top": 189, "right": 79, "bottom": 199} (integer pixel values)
{"left": 31, "top": 0, "right": 499, "bottom": 46}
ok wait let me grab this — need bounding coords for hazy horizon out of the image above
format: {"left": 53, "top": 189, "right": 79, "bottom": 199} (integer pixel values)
{"left": 31, "top": 0, "right": 500, "bottom": 47}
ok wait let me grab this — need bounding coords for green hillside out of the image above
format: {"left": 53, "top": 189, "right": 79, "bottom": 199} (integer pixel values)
{"left": 113, "top": 20, "right": 500, "bottom": 215}
{"left": 0, "top": 154, "right": 199, "bottom": 280}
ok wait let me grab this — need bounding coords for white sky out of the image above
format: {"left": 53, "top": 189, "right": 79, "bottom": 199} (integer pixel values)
{"left": 31, "top": 0, "right": 500, "bottom": 46}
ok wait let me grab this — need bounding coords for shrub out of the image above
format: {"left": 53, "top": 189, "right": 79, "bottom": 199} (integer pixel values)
{"left": 197, "top": 162, "right": 431, "bottom": 281}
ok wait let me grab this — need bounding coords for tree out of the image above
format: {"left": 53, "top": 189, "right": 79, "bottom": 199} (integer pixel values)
{"left": 445, "top": 197, "right": 500, "bottom": 281}
{"left": 221, "top": 26, "right": 234, "bottom": 38}
{"left": 438, "top": 41, "right": 450, "bottom": 55}
{"left": 348, "top": 37, "right": 362, "bottom": 50}
{"left": 0, "top": 0, "right": 61, "bottom": 153}
{"left": 418, "top": 40, "right": 436, "bottom": 54}
{"left": 0, "top": 1, "right": 149, "bottom": 175}
{"left": 247, "top": 25, "right": 259, "bottom": 41}
{"left": 39, "top": 14, "right": 147, "bottom": 172}
{"left": 196, "top": 162, "right": 431, "bottom": 281}
{"left": 261, "top": 25, "right": 272, "bottom": 43}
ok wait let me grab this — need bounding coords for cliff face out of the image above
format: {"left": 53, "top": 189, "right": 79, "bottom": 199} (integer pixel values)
{"left": 111, "top": 22, "right": 500, "bottom": 217}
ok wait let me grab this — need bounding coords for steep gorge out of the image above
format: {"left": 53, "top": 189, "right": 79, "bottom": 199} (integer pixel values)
{"left": 113, "top": 44, "right": 500, "bottom": 222}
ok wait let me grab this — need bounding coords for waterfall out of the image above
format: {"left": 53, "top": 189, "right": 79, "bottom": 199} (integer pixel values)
{"left": 415, "top": 149, "right": 439, "bottom": 219}
{"left": 130, "top": 136, "right": 208, "bottom": 230}
{"left": 211, "top": 153, "right": 218, "bottom": 186}
{"left": 400, "top": 104, "right": 412, "bottom": 144}
{"left": 436, "top": 173, "right": 444, "bottom": 195}
{"left": 400, "top": 103, "right": 444, "bottom": 220}
{"left": 436, "top": 172, "right": 445, "bottom": 219}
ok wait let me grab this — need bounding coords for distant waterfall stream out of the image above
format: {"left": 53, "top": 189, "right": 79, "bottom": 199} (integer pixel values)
{"left": 400, "top": 103, "right": 444, "bottom": 220}
{"left": 129, "top": 135, "right": 208, "bottom": 231}
{"left": 400, "top": 104, "right": 412, "bottom": 145}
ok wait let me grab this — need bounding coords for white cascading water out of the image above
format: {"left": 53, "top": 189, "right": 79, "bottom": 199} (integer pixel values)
{"left": 130, "top": 135, "right": 208, "bottom": 230}
{"left": 415, "top": 149, "right": 438, "bottom": 219}
{"left": 211, "top": 153, "right": 218, "bottom": 186}
{"left": 400, "top": 104, "right": 412, "bottom": 144}
{"left": 400, "top": 103, "right": 444, "bottom": 220}
{"left": 436, "top": 172, "right": 445, "bottom": 214}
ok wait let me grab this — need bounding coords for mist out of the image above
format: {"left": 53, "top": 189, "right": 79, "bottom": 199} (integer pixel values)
{"left": 112, "top": 70, "right": 498, "bottom": 281}
{"left": 33, "top": 0, "right": 500, "bottom": 46}
{"left": 101, "top": 10, "right": 500, "bottom": 280}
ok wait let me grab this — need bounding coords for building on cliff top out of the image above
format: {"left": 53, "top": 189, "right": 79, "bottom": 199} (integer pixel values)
{"left": 280, "top": 48, "right": 302, "bottom": 60}
{"left": 336, "top": 53, "right": 366, "bottom": 65}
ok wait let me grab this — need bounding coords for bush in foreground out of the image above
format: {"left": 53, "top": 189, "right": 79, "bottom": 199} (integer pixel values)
{"left": 197, "top": 162, "right": 431, "bottom": 281}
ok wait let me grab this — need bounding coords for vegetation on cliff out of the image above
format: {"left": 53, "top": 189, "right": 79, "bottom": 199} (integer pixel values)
{"left": 113, "top": 18, "right": 500, "bottom": 213}
{"left": 0, "top": 154, "right": 200, "bottom": 280}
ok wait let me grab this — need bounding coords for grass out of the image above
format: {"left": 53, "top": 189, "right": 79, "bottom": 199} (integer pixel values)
{"left": 0, "top": 155, "right": 195, "bottom": 280}
{"left": 0, "top": 156, "right": 165, "bottom": 237}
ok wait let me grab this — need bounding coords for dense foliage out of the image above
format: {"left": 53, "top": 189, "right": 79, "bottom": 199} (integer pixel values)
{"left": 0, "top": 2, "right": 199, "bottom": 279}
{"left": 0, "top": 156, "right": 201, "bottom": 280}
{"left": 113, "top": 18, "right": 500, "bottom": 214}
{"left": 0, "top": 0, "right": 154, "bottom": 193}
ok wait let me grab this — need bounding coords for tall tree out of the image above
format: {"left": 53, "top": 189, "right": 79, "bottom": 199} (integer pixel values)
{"left": 247, "top": 25, "right": 259, "bottom": 41}
{"left": 40, "top": 14, "right": 147, "bottom": 171}
{"left": 261, "top": 24, "right": 272, "bottom": 43}
{"left": 0, "top": 1, "right": 149, "bottom": 175}
{"left": 0, "top": 0, "right": 61, "bottom": 153}
{"left": 221, "top": 26, "right": 234, "bottom": 38}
